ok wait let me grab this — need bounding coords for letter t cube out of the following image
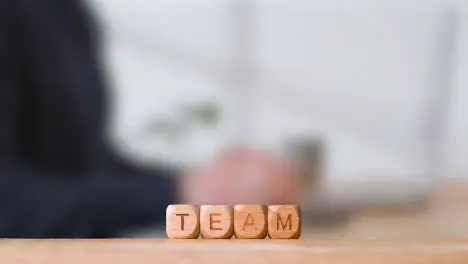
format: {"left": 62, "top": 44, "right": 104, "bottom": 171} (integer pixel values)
{"left": 166, "top": 205, "right": 200, "bottom": 239}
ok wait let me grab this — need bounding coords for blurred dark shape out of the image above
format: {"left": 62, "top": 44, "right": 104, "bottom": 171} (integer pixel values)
{"left": 0, "top": 0, "right": 176, "bottom": 238}
{"left": 285, "top": 137, "right": 324, "bottom": 191}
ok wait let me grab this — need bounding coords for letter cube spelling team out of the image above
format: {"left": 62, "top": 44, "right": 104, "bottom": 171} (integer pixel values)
{"left": 166, "top": 205, "right": 301, "bottom": 239}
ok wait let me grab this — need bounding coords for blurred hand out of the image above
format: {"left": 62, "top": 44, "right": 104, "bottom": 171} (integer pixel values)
{"left": 180, "top": 148, "right": 300, "bottom": 205}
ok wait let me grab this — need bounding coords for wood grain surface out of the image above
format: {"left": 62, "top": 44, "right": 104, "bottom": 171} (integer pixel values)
{"left": 1, "top": 239, "right": 468, "bottom": 264}
{"left": 1, "top": 180, "right": 468, "bottom": 263}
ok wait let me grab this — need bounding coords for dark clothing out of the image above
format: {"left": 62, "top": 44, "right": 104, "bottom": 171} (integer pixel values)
{"left": 0, "top": 0, "right": 177, "bottom": 237}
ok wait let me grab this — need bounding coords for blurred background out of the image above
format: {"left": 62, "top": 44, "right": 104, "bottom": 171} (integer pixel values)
{"left": 83, "top": 0, "right": 468, "bottom": 238}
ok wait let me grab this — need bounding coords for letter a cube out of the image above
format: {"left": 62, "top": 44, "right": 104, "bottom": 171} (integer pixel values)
{"left": 234, "top": 205, "right": 268, "bottom": 239}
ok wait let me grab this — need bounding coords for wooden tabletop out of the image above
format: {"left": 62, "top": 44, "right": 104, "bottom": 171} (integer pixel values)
{"left": 2, "top": 239, "right": 468, "bottom": 264}
{"left": 2, "top": 179, "right": 468, "bottom": 263}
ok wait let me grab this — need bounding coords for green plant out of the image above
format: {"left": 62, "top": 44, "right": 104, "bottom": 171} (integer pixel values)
{"left": 142, "top": 101, "right": 220, "bottom": 146}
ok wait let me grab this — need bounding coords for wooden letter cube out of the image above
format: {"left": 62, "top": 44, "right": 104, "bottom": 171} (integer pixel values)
{"left": 234, "top": 205, "right": 267, "bottom": 239}
{"left": 268, "top": 205, "right": 301, "bottom": 239}
{"left": 166, "top": 205, "right": 200, "bottom": 239}
{"left": 200, "top": 205, "right": 234, "bottom": 239}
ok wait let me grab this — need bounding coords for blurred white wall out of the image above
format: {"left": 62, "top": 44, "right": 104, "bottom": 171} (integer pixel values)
{"left": 88, "top": 0, "right": 468, "bottom": 180}
{"left": 444, "top": 0, "right": 468, "bottom": 178}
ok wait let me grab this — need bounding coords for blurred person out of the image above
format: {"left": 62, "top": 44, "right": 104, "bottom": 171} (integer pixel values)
{"left": 0, "top": 0, "right": 299, "bottom": 238}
